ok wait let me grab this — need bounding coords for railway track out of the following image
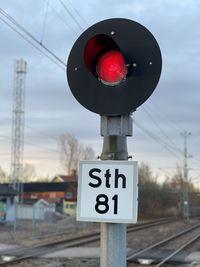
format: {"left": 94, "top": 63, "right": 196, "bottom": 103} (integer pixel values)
{"left": 127, "top": 222, "right": 200, "bottom": 266}
{"left": 0, "top": 217, "right": 174, "bottom": 266}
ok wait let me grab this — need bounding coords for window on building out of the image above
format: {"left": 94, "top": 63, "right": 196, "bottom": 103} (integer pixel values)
{"left": 65, "top": 192, "right": 72, "bottom": 199}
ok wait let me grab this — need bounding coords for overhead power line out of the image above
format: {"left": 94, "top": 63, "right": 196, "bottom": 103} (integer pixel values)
{"left": 47, "top": 0, "right": 78, "bottom": 35}
{"left": 0, "top": 16, "right": 65, "bottom": 71}
{"left": 142, "top": 106, "right": 183, "bottom": 154}
{"left": 0, "top": 113, "right": 58, "bottom": 142}
{"left": 24, "top": 141, "right": 59, "bottom": 154}
{"left": 64, "top": 0, "right": 88, "bottom": 26}
{"left": 25, "top": 126, "right": 58, "bottom": 142}
{"left": 58, "top": 0, "right": 85, "bottom": 31}
{"left": 0, "top": 113, "right": 59, "bottom": 154}
{"left": 0, "top": 132, "right": 59, "bottom": 154}
{"left": 0, "top": 17, "right": 64, "bottom": 71}
{"left": 0, "top": 8, "right": 66, "bottom": 70}
{"left": 40, "top": 0, "right": 49, "bottom": 44}
{"left": 134, "top": 119, "right": 182, "bottom": 161}
{"left": 144, "top": 103, "right": 184, "bottom": 134}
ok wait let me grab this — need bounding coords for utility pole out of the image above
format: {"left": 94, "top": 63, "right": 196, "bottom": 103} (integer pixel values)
{"left": 181, "top": 131, "right": 191, "bottom": 223}
{"left": 10, "top": 59, "right": 27, "bottom": 203}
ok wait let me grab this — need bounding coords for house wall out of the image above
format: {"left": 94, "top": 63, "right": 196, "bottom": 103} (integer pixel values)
{"left": 23, "top": 192, "right": 65, "bottom": 200}
{"left": 21, "top": 182, "right": 78, "bottom": 216}
{"left": 6, "top": 198, "right": 16, "bottom": 222}
{"left": 16, "top": 203, "right": 56, "bottom": 220}
{"left": 0, "top": 197, "right": 16, "bottom": 222}
{"left": 63, "top": 200, "right": 77, "bottom": 216}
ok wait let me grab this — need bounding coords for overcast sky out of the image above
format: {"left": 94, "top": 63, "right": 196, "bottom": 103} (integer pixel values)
{"left": 0, "top": 0, "right": 200, "bottom": 185}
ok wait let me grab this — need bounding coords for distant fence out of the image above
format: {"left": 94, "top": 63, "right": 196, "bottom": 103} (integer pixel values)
{"left": 189, "top": 206, "right": 200, "bottom": 216}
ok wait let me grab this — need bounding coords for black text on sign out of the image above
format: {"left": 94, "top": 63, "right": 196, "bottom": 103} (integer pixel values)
{"left": 77, "top": 161, "right": 138, "bottom": 224}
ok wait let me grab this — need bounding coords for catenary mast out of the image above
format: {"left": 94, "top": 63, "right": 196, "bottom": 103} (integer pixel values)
{"left": 10, "top": 59, "right": 27, "bottom": 202}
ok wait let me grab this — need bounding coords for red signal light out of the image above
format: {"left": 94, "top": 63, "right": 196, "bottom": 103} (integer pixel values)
{"left": 96, "top": 50, "right": 128, "bottom": 86}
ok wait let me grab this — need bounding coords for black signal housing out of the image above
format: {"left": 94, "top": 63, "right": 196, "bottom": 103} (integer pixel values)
{"left": 67, "top": 18, "right": 162, "bottom": 115}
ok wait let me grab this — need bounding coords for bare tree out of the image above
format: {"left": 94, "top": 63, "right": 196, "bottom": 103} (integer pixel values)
{"left": 79, "top": 145, "right": 95, "bottom": 160}
{"left": 0, "top": 166, "right": 8, "bottom": 183}
{"left": 22, "top": 163, "right": 36, "bottom": 182}
{"left": 139, "top": 162, "right": 154, "bottom": 185}
{"left": 58, "top": 134, "right": 95, "bottom": 174}
{"left": 36, "top": 175, "right": 50, "bottom": 182}
{"left": 58, "top": 134, "right": 78, "bottom": 175}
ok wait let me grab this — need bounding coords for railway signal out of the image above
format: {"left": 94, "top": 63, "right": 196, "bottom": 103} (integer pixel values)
{"left": 66, "top": 18, "right": 162, "bottom": 267}
{"left": 67, "top": 18, "right": 162, "bottom": 115}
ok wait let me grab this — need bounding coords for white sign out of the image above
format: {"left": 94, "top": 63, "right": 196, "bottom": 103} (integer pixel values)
{"left": 77, "top": 160, "right": 138, "bottom": 223}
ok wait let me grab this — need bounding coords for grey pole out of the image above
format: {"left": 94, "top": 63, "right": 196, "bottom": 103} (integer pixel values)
{"left": 181, "top": 131, "right": 191, "bottom": 223}
{"left": 100, "top": 114, "right": 132, "bottom": 267}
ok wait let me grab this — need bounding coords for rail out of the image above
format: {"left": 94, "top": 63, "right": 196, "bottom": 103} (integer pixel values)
{"left": 0, "top": 217, "right": 174, "bottom": 266}
{"left": 127, "top": 222, "right": 200, "bottom": 265}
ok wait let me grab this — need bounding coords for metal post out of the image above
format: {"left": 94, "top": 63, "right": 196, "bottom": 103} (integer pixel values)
{"left": 100, "top": 114, "right": 132, "bottom": 267}
{"left": 11, "top": 59, "right": 27, "bottom": 203}
{"left": 181, "top": 131, "right": 191, "bottom": 223}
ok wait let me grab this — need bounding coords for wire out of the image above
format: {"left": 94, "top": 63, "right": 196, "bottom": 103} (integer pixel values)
{"left": 0, "top": 114, "right": 184, "bottom": 164}
{"left": 0, "top": 8, "right": 66, "bottom": 70}
{"left": 24, "top": 141, "right": 59, "bottom": 154}
{"left": 134, "top": 119, "right": 182, "bottom": 161}
{"left": 47, "top": 0, "right": 78, "bottom": 35}
{"left": 0, "top": 113, "right": 58, "bottom": 142}
{"left": 143, "top": 103, "right": 184, "bottom": 134}
{"left": 0, "top": 134, "right": 11, "bottom": 141}
{"left": 0, "top": 17, "right": 65, "bottom": 71}
{"left": 191, "top": 157, "right": 200, "bottom": 165}
{"left": 142, "top": 106, "right": 183, "bottom": 154}
{"left": 40, "top": 0, "right": 49, "bottom": 44}
{"left": 0, "top": 113, "right": 59, "bottom": 154}
{"left": 25, "top": 126, "right": 58, "bottom": 142}
{"left": 58, "top": 0, "right": 84, "bottom": 31}
{"left": 0, "top": 133, "right": 59, "bottom": 154}
{"left": 65, "top": 0, "right": 88, "bottom": 26}
{"left": 0, "top": 7, "right": 66, "bottom": 66}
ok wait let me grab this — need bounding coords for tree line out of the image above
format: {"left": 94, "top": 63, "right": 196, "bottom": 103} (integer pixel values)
{"left": 138, "top": 162, "right": 199, "bottom": 218}
{"left": 0, "top": 133, "right": 199, "bottom": 218}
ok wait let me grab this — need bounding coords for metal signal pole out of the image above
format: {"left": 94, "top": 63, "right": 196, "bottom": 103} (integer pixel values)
{"left": 181, "top": 131, "right": 191, "bottom": 223}
{"left": 100, "top": 114, "right": 132, "bottom": 267}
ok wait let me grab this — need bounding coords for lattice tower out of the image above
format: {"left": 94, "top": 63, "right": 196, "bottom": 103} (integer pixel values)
{"left": 10, "top": 59, "right": 27, "bottom": 201}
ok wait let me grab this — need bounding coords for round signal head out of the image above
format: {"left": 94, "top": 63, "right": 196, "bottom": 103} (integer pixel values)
{"left": 67, "top": 18, "right": 162, "bottom": 115}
